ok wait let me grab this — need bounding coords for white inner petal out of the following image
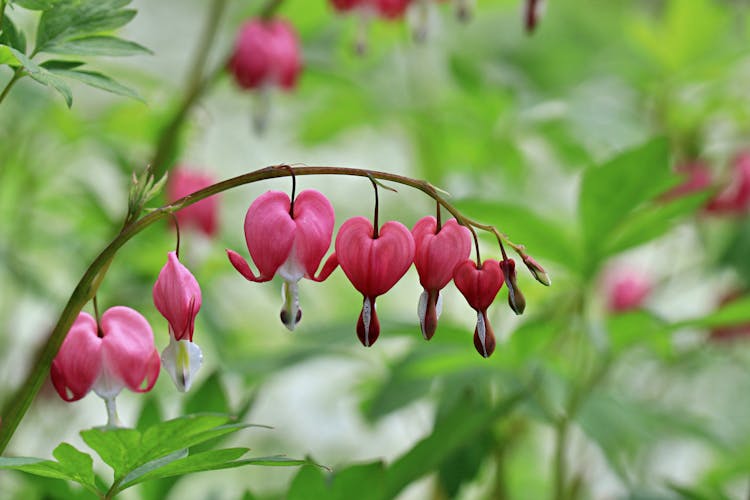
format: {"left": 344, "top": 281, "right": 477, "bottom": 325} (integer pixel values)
{"left": 362, "top": 297, "right": 372, "bottom": 346}
{"left": 277, "top": 241, "right": 305, "bottom": 282}
{"left": 417, "top": 289, "right": 428, "bottom": 330}
{"left": 435, "top": 291, "right": 443, "bottom": 318}
{"left": 162, "top": 337, "right": 203, "bottom": 392}
{"left": 281, "top": 280, "right": 301, "bottom": 331}
{"left": 93, "top": 365, "right": 124, "bottom": 401}
{"left": 476, "top": 311, "right": 487, "bottom": 357}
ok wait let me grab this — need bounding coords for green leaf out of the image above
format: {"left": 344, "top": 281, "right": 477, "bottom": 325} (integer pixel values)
{"left": 8, "top": 46, "right": 72, "bottom": 106}
{"left": 288, "top": 465, "right": 328, "bottom": 500}
{"left": 185, "top": 371, "right": 230, "bottom": 415}
{"left": 606, "top": 310, "right": 672, "bottom": 356}
{"left": 43, "top": 35, "right": 151, "bottom": 56}
{"left": 0, "top": 443, "right": 98, "bottom": 494}
{"left": 0, "top": 15, "right": 27, "bottom": 53}
{"left": 80, "top": 427, "right": 141, "bottom": 480}
{"left": 48, "top": 68, "right": 141, "bottom": 101}
{"left": 40, "top": 59, "right": 84, "bottom": 70}
{"left": 12, "top": 0, "right": 58, "bottom": 10}
{"left": 382, "top": 390, "right": 525, "bottom": 499}
{"left": 672, "top": 295, "right": 750, "bottom": 330}
{"left": 35, "top": 0, "right": 136, "bottom": 54}
{"left": 452, "top": 199, "right": 580, "bottom": 270}
{"left": 119, "top": 450, "right": 316, "bottom": 491}
{"left": 0, "top": 44, "right": 20, "bottom": 65}
{"left": 579, "top": 137, "right": 673, "bottom": 266}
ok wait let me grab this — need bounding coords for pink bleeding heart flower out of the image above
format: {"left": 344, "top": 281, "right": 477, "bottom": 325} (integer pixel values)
{"left": 603, "top": 267, "right": 651, "bottom": 313}
{"left": 153, "top": 251, "right": 203, "bottom": 391}
{"left": 228, "top": 18, "right": 302, "bottom": 92}
{"left": 705, "top": 152, "right": 750, "bottom": 215}
{"left": 500, "top": 258, "right": 526, "bottom": 315}
{"left": 523, "top": 0, "right": 545, "bottom": 33}
{"left": 453, "top": 259, "right": 505, "bottom": 358}
{"left": 167, "top": 168, "right": 219, "bottom": 238}
{"left": 330, "top": 0, "right": 411, "bottom": 19}
{"left": 335, "top": 216, "right": 415, "bottom": 347}
{"left": 50, "top": 307, "right": 160, "bottom": 427}
{"left": 412, "top": 216, "right": 471, "bottom": 340}
{"left": 227, "top": 189, "right": 335, "bottom": 330}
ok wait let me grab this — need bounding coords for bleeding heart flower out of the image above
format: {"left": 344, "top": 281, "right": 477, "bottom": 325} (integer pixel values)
{"left": 603, "top": 267, "right": 651, "bottom": 313}
{"left": 50, "top": 307, "right": 160, "bottom": 426}
{"left": 523, "top": 0, "right": 545, "bottom": 33}
{"left": 411, "top": 216, "right": 471, "bottom": 340}
{"left": 500, "top": 258, "right": 525, "bottom": 315}
{"left": 453, "top": 259, "right": 504, "bottom": 358}
{"left": 335, "top": 216, "right": 415, "bottom": 347}
{"left": 330, "top": 0, "right": 411, "bottom": 18}
{"left": 228, "top": 18, "right": 302, "bottom": 91}
{"left": 167, "top": 168, "right": 219, "bottom": 237}
{"left": 227, "top": 189, "right": 335, "bottom": 330}
{"left": 153, "top": 251, "right": 203, "bottom": 391}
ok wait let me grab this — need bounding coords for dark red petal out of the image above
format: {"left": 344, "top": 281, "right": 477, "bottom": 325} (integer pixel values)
{"left": 473, "top": 310, "right": 496, "bottom": 358}
{"left": 356, "top": 296, "right": 380, "bottom": 347}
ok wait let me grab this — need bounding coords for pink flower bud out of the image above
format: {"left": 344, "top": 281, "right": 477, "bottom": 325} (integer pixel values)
{"left": 228, "top": 18, "right": 302, "bottom": 92}
{"left": 659, "top": 162, "right": 712, "bottom": 202}
{"left": 453, "top": 259, "right": 505, "bottom": 358}
{"left": 411, "top": 216, "right": 471, "bottom": 340}
{"left": 167, "top": 168, "right": 219, "bottom": 237}
{"left": 51, "top": 307, "right": 160, "bottom": 403}
{"left": 227, "top": 189, "right": 335, "bottom": 331}
{"left": 153, "top": 252, "right": 202, "bottom": 342}
{"left": 522, "top": 254, "right": 551, "bottom": 286}
{"left": 334, "top": 216, "right": 415, "bottom": 347}
{"left": 603, "top": 267, "right": 651, "bottom": 313}
{"left": 330, "top": 0, "right": 411, "bottom": 19}
{"left": 500, "top": 258, "right": 525, "bottom": 315}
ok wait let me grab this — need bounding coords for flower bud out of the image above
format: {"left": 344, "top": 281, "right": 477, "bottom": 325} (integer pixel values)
{"left": 500, "top": 258, "right": 525, "bottom": 315}
{"left": 522, "top": 254, "right": 550, "bottom": 286}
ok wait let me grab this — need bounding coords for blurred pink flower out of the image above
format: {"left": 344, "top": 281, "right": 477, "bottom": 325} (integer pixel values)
{"left": 228, "top": 18, "right": 301, "bottom": 91}
{"left": 167, "top": 168, "right": 219, "bottom": 237}
{"left": 660, "top": 161, "right": 712, "bottom": 202}
{"left": 709, "top": 290, "right": 750, "bottom": 342}
{"left": 705, "top": 152, "right": 750, "bottom": 215}
{"left": 330, "top": 0, "right": 412, "bottom": 19}
{"left": 453, "top": 259, "right": 505, "bottom": 358}
{"left": 603, "top": 268, "right": 652, "bottom": 313}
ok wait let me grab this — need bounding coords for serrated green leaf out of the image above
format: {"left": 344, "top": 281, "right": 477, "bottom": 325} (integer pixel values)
{"left": 43, "top": 35, "right": 151, "bottom": 56}
{"left": 49, "top": 68, "right": 141, "bottom": 101}
{"left": 118, "top": 449, "right": 188, "bottom": 489}
{"left": 35, "top": 0, "right": 136, "bottom": 54}
{"left": 0, "top": 15, "right": 27, "bottom": 53}
{"left": 288, "top": 465, "right": 328, "bottom": 500}
{"left": 12, "top": 0, "right": 58, "bottom": 10}
{"left": 40, "top": 59, "right": 84, "bottom": 70}
{"left": 0, "top": 456, "right": 72, "bottom": 480}
{"left": 51, "top": 443, "right": 98, "bottom": 491}
{"left": 80, "top": 427, "right": 141, "bottom": 480}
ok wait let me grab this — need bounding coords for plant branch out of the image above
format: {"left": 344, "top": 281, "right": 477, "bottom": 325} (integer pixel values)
{"left": 0, "top": 164, "right": 537, "bottom": 453}
{"left": 0, "top": 68, "right": 24, "bottom": 108}
{"left": 0, "top": 0, "right": 7, "bottom": 34}
{"left": 150, "top": 0, "right": 228, "bottom": 178}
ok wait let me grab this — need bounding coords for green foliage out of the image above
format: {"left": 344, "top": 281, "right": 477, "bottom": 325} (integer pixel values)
{"left": 0, "top": 414, "right": 316, "bottom": 497}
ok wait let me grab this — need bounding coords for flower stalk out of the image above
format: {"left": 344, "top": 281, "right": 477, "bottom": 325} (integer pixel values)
{"left": 0, "top": 164, "right": 543, "bottom": 453}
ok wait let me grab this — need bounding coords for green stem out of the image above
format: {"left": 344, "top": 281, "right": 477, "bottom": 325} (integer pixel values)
{"left": 0, "top": 0, "right": 7, "bottom": 34}
{"left": 150, "top": 0, "right": 228, "bottom": 178}
{"left": 0, "top": 165, "right": 527, "bottom": 453}
{"left": 0, "top": 68, "right": 24, "bottom": 108}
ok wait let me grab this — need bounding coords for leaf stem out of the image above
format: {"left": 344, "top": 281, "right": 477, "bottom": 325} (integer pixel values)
{"left": 0, "top": 165, "right": 536, "bottom": 453}
{"left": 0, "top": 68, "right": 24, "bottom": 108}
{"left": 0, "top": 0, "right": 6, "bottom": 35}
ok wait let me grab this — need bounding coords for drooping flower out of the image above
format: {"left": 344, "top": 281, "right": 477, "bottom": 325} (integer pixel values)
{"left": 500, "top": 258, "right": 525, "bottom": 315}
{"left": 603, "top": 267, "right": 651, "bottom": 313}
{"left": 167, "top": 168, "right": 219, "bottom": 238}
{"left": 228, "top": 18, "right": 302, "bottom": 92}
{"left": 50, "top": 307, "right": 160, "bottom": 426}
{"left": 330, "top": 0, "right": 412, "bottom": 19}
{"left": 411, "top": 216, "right": 471, "bottom": 340}
{"left": 453, "top": 259, "right": 504, "bottom": 358}
{"left": 521, "top": 253, "right": 551, "bottom": 286}
{"left": 523, "top": 0, "right": 545, "bottom": 33}
{"left": 705, "top": 152, "right": 750, "bottom": 215}
{"left": 153, "top": 251, "right": 203, "bottom": 392}
{"left": 227, "top": 189, "right": 335, "bottom": 330}
{"left": 334, "top": 216, "right": 415, "bottom": 347}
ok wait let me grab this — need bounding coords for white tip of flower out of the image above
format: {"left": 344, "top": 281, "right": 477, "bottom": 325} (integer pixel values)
{"left": 280, "top": 280, "right": 302, "bottom": 331}
{"left": 362, "top": 296, "right": 372, "bottom": 345}
{"left": 161, "top": 338, "right": 203, "bottom": 392}
{"left": 476, "top": 311, "right": 487, "bottom": 357}
{"left": 417, "top": 289, "right": 428, "bottom": 331}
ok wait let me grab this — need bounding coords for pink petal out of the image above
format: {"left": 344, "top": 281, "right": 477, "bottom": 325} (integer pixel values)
{"left": 245, "top": 191, "right": 296, "bottom": 279}
{"left": 153, "top": 252, "right": 202, "bottom": 341}
{"left": 227, "top": 249, "right": 264, "bottom": 282}
{"left": 167, "top": 169, "right": 219, "bottom": 237}
{"left": 292, "top": 189, "right": 335, "bottom": 278}
{"left": 453, "top": 259, "right": 504, "bottom": 312}
{"left": 100, "top": 307, "right": 160, "bottom": 394}
{"left": 50, "top": 313, "right": 102, "bottom": 402}
{"left": 412, "top": 217, "right": 471, "bottom": 291}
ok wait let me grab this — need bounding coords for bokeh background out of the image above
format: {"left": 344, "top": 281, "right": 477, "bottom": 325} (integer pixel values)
{"left": 4, "top": 0, "right": 750, "bottom": 498}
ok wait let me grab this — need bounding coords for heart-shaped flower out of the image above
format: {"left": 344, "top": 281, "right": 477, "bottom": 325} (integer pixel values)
{"left": 227, "top": 189, "right": 335, "bottom": 330}
{"left": 453, "top": 259, "right": 504, "bottom": 358}
{"left": 50, "top": 307, "right": 160, "bottom": 426}
{"left": 153, "top": 251, "right": 203, "bottom": 391}
{"left": 228, "top": 18, "right": 302, "bottom": 91}
{"left": 335, "top": 216, "right": 415, "bottom": 347}
{"left": 412, "top": 216, "right": 471, "bottom": 340}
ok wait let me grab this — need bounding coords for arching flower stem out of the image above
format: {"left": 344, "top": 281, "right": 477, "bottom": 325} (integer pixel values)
{"left": 0, "top": 164, "right": 537, "bottom": 453}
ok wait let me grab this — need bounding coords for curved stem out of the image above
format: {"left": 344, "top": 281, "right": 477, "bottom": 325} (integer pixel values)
{"left": 0, "top": 69, "right": 24, "bottom": 108}
{"left": 368, "top": 174, "right": 380, "bottom": 238}
{"left": 0, "top": 165, "right": 529, "bottom": 453}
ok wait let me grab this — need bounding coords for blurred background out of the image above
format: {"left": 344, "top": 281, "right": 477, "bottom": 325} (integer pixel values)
{"left": 3, "top": 0, "right": 750, "bottom": 498}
